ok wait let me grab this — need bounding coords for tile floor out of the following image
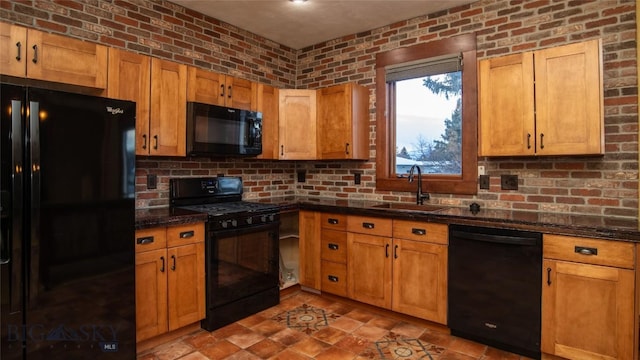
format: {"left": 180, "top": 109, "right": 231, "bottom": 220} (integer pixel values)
{"left": 137, "top": 288, "right": 534, "bottom": 360}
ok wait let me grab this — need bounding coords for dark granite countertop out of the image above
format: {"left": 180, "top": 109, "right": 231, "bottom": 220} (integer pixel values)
{"left": 135, "top": 196, "right": 640, "bottom": 242}
{"left": 135, "top": 207, "right": 208, "bottom": 230}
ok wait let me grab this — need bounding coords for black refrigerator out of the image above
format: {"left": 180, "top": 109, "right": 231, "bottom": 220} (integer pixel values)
{"left": 1, "top": 84, "right": 137, "bottom": 359}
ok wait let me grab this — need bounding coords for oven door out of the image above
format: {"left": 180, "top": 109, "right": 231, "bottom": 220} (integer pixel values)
{"left": 206, "top": 222, "right": 279, "bottom": 308}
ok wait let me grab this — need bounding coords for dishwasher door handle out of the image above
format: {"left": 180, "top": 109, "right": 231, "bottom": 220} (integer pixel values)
{"left": 450, "top": 230, "right": 540, "bottom": 246}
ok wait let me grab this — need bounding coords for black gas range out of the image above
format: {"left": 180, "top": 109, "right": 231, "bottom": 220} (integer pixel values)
{"left": 170, "top": 177, "right": 281, "bottom": 331}
{"left": 170, "top": 177, "right": 280, "bottom": 229}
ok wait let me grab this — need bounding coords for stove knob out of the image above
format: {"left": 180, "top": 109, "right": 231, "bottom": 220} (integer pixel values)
{"left": 221, "top": 220, "right": 228, "bottom": 229}
{"left": 260, "top": 215, "right": 267, "bottom": 223}
{"left": 231, "top": 219, "right": 238, "bottom": 227}
{"left": 268, "top": 214, "right": 275, "bottom": 222}
{"left": 246, "top": 217, "right": 253, "bottom": 225}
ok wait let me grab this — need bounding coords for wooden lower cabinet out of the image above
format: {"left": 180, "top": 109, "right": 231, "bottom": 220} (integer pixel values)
{"left": 135, "top": 223, "right": 205, "bottom": 342}
{"left": 346, "top": 217, "right": 448, "bottom": 325}
{"left": 347, "top": 232, "right": 392, "bottom": 308}
{"left": 392, "top": 238, "right": 447, "bottom": 324}
{"left": 541, "top": 234, "right": 636, "bottom": 360}
{"left": 298, "top": 211, "right": 321, "bottom": 290}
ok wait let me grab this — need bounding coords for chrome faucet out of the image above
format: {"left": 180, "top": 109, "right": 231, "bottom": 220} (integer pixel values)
{"left": 408, "top": 165, "right": 430, "bottom": 205}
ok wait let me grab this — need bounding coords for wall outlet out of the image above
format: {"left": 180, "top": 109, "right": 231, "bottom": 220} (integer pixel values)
{"left": 354, "top": 173, "right": 361, "bottom": 185}
{"left": 501, "top": 174, "right": 518, "bottom": 190}
{"left": 479, "top": 175, "right": 490, "bottom": 189}
{"left": 147, "top": 174, "right": 157, "bottom": 189}
{"left": 297, "top": 171, "right": 306, "bottom": 182}
{"left": 478, "top": 165, "right": 485, "bottom": 176}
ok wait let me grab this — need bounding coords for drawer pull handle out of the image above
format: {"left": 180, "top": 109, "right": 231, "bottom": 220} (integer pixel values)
{"left": 328, "top": 243, "right": 339, "bottom": 250}
{"left": 411, "top": 228, "right": 426, "bottom": 236}
{"left": 328, "top": 275, "right": 339, "bottom": 282}
{"left": 160, "top": 256, "right": 165, "bottom": 272}
{"left": 328, "top": 218, "right": 339, "bottom": 225}
{"left": 363, "top": 222, "right": 375, "bottom": 229}
{"left": 137, "top": 236, "right": 154, "bottom": 245}
{"left": 180, "top": 230, "right": 195, "bottom": 238}
{"left": 546, "top": 267, "right": 551, "bottom": 286}
{"left": 385, "top": 244, "right": 389, "bottom": 258}
{"left": 575, "top": 246, "right": 597, "bottom": 256}
{"left": 171, "top": 255, "right": 176, "bottom": 271}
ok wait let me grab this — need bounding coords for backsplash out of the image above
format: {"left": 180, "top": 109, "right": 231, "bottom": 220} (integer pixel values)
{"left": 2, "top": 0, "right": 638, "bottom": 219}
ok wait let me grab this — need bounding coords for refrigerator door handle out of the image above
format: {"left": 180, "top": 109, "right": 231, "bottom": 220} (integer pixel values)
{"left": 28, "top": 100, "right": 41, "bottom": 306}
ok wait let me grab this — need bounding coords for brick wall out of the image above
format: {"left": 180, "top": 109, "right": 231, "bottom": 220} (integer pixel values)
{"left": 296, "top": 0, "right": 639, "bottom": 219}
{"left": 2, "top": 0, "right": 638, "bottom": 218}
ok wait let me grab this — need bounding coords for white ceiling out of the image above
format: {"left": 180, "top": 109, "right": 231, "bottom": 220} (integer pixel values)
{"left": 171, "top": 0, "right": 476, "bottom": 49}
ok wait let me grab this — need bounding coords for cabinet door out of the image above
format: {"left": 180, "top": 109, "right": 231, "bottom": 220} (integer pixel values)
{"left": 347, "top": 232, "right": 391, "bottom": 309}
{"left": 279, "top": 89, "right": 317, "bottom": 160}
{"left": 187, "top": 67, "right": 225, "bottom": 105}
{"left": 317, "top": 83, "right": 369, "bottom": 160}
{"left": 150, "top": 58, "right": 187, "bottom": 156}
{"left": 0, "top": 22, "right": 27, "bottom": 77}
{"left": 167, "top": 243, "right": 205, "bottom": 330}
{"left": 226, "top": 75, "right": 256, "bottom": 110}
{"left": 108, "top": 49, "right": 151, "bottom": 155}
{"left": 392, "top": 239, "right": 447, "bottom": 324}
{"left": 256, "top": 84, "right": 279, "bottom": 159}
{"left": 298, "top": 211, "right": 321, "bottom": 289}
{"left": 26, "top": 29, "right": 108, "bottom": 89}
{"left": 478, "top": 52, "right": 535, "bottom": 156}
{"left": 534, "top": 39, "right": 603, "bottom": 155}
{"left": 135, "top": 248, "right": 168, "bottom": 342}
{"left": 541, "top": 259, "right": 635, "bottom": 360}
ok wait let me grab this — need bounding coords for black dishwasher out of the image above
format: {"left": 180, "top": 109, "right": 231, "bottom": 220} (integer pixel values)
{"left": 448, "top": 225, "right": 542, "bottom": 359}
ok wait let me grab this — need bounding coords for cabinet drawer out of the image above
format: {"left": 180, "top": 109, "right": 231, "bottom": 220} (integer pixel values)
{"left": 135, "top": 228, "right": 167, "bottom": 253}
{"left": 167, "top": 223, "right": 205, "bottom": 247}
{"left": 321, "top": 260, "right": 347, "bottom": 296}
{"left": 321, "top": 213, "right": 347, "bottom": 231}
{"left": 321, "top": 229, "right": 347, "bottom": 263}
{"left": 543, "top": 234, "right": 635, "bottom": 269}
{"left": 393, "top": 221, "right": 448, "bottom": 245}
{"left": 347, "top": 216, "right": 392, "bottom": 237}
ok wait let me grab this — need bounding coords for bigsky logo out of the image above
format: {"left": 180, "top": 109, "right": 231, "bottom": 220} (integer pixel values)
{"left": 6, "top": 323, "right": 119, "bottom": 353}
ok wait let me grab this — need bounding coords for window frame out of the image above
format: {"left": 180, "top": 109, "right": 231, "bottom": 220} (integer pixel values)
{"left": 375, "top": 33, "right": 478, "bottom": 195}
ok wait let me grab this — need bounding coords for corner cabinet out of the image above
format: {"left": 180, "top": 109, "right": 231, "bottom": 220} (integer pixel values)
{"left": 256, "top": 84, "right": 280, "bottom": 160}
{"left": 541, "top": 234, "right": 636, "bottom": 360}
{"left": 135, "top": 223, "right": 205, "bottom": 343}
{"left": 1, "top": 22, "right": 107, "bottom": 89}
{"left": 278, "top": 89, "right": 318, "bottom": 160}
{"left": 317, "top": 83, "right": 370, "bottom": 160}
{"left": 187, "top": 67, "right": 257, "bottom": 110}
{"left": 479, "top": 39, "right": 603, "bottom": 156}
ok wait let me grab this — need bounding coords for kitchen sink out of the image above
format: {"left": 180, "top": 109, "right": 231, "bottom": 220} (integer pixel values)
{"left": 371, "top": 203, "right": 446, "bottom": 212}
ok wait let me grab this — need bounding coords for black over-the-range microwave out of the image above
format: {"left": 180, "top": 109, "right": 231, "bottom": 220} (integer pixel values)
{"left": 186, "top": 102, "right": 263, "bottom": 157}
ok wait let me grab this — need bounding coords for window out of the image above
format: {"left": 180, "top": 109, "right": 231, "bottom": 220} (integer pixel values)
{"left": 375, "top": 33, "right": 478, "bottom": 195}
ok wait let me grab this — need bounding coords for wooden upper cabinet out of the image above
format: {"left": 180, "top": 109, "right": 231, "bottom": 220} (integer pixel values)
{"left": 534, "top": 39, "right": 603, "bottom": 155}
{"left": 478, "top": 39, "right": 603, "bottom": 156}
{"left": 317, "top": 83, "right": 370, "bottom": 160}
{"left": 0, "top": 22, "right": 27, "bottom": 77}
{"left": 187, "top": 67, "right": 256, "bottom": 110}
{"left": 0, "top": 23, "right": 107, "bottom": 89}
{"left": 107, "top": 49, "right": 151, "bottom": 155}
{"left": 478, "top": 52, "right": 535, "bottom": 156}
{"left": 150, "top": 58, "right": 187, "bottom": 156}
{"left": 278, "top": 89, "right": 317, "bottom": 160}
{"left": 256, "top": 84, "right": 279, "bottom": 160}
